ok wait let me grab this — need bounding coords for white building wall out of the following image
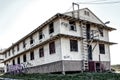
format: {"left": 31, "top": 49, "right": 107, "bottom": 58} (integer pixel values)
{"left": 61, "top": 37, "right": 82, "bottom": 60}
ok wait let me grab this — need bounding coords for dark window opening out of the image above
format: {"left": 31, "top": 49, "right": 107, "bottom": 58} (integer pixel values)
{"left": 23, "top": 54, "right": 26, "bottom": 62}
{"left": 96, "top": 63, "right": 100, "bottom": 72}
{"left": 49, "top": 41, "right": 55, "bottom": 54}
{"left": 30, "top": 51, "right": 34, "bottom": 60}
{"left": 17, "top": 57, "right": 20, "bottom": 64}
{"left": 84, "top": 11, "right": 90, "bottom": 16}
{"left": 88, "top": 45, "right": 92, "bottom": 60}
{"left": 12, "top": 48, "right": 14, "bottom": 55}
{"left": 17, "top": 44, "right": 19, "bottom": 51}
{"left": 23, "top": 41, "right": 26, "bottom": 48}
{"left": 39, "top": 31, "right": 43, "bottom": 40}
{"left": 98, "top": 28, "right": 104, "bottom": 37}
{"left": 39, "top": 47, "right": 44, "bottom": 57}
{"left": 12, "top": 59, "right": 15, "bottom": 65}
{"left": 69, "top": 21, "right": 76, "bottom": 31}
{"left": 99, "top": 44, "right": 105, "bottom": 54}
{"left": 8, "top": 50, "right": 10, "bottom": 56}
{"left": 70, "top": 40, "right": 78, "bottom": 51}
{"left": 5, "top": 53, "right": 7, "bottom": 58}
{"left": 30, "top": 36, "right": 34, "bottom": 44}
{"left": 49, "top": 22, "right": 54, "bottom": 34}
{"left": 86, "top": 24, "right": 90, "bottom": 39}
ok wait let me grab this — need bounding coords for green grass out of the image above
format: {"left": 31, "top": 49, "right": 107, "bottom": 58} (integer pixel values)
{"left": 1, "top": 72, "right": 120, "bottom": 80}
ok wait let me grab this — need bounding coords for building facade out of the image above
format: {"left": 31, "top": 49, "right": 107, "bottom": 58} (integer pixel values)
{"left": 2, "top": 8, "right": 116, "bottom": 74}
{"left": 0, "top": 49, "right": 5, "bottom": 73}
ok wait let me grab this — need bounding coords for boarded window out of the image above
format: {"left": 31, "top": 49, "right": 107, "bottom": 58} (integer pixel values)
{"left": 99, "top": 44, "right": 105, "bottom": 54}
{"left": 39, "top": 47, "right": 44, "bottom": 57}
{"left": 49, "top": 22, "right": 54, "bottom": 34}
{"left": 70, "top": 40, "right": 78, "bottom": 51}
{"left": 30, "top": 51, "right": 34, "bottom": 60}
{"left": 69, "top": 21, "right": 76, "bottom": 31}
{"left": 17, "top": 57, "right": 20, "bottom": 64}
{"left": 23, "top": 54, "right": 26, "bottom": 62}
{"left": 49, "top": 41, "right": 55, "bottom": 54}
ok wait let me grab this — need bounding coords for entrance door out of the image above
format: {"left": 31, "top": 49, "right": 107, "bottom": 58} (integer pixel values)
{"left": 89, "top": 61, "right": 95, "bottom": 72}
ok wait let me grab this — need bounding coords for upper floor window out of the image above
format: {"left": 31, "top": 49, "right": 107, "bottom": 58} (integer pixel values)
{"left": 23, "top": 41, "right": 26, "bottom": 48}
{"left": 17, "top": 57, "right": 20, "bottom": 64}
{"left": 49, "top": 41, "right": 55, "bottom": 54}
{"left": 39, "top": 31, "right": 43, "bottom": 40}
{"left": 39, "top": 47, "right": 44, "bottom": 57}
{"left": 49, "top": 22, "right": 54, "bottom": 34}
{"left": 8, "top": 50, "right": 10, "bottom": 56}
{"left": 30, "top": 36, "right": 34, "bottom": 44}
{"left": 99, "top": 44, "right": 105, "bottom": 54}
{"left": 30, "top": 51, "right": 34, "bottom": 60}
{"left": 70, "top": 40, "right": 78, "bottom": 52}
{"left": 84, "top": 11, "right": 90, "bottom": 16}
{"left": 23, "top": 54, "right": 26, "bottom": 62}
{"left": 5, "top": 53, "right": 7, "bottom": 58}
{"left": 12, "top": 48, "right": 15, "bottom": 55}
{"left": 98, "top": 28, "right": 104, "bottom": 37}
{"left": 17, "top": 44, "right": 19, "bottom": 51}
{"left": 69, "top": 21, "right": 76, "bottom": 31}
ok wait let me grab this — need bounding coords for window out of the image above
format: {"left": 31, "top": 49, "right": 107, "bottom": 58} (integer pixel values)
{"left": 70, "top": 40, "right": 78, "bottom": 51}
{"left": 39, "top": 31, "right": 43, "bottom": 40}
{"left": 99, "top": 44, "right": 105, "bottom": 54}
{"left": 30, "top": 36, "right": 34, "bottom": 44}
{"left": 84, "top": 11, "right": 90, "bottom": 16}
{"left": 17, "top": 57, "right": 20, "bottom": 64}
{"left": 39, "top": 47, "right": 44, "bottom": 57}
{"left": 98, "top": 28, "right": 104, "bottom": 37}
{"left": 23, "top": 54, "right": 26, "bottom": 62}
{"left": 49, "top": 22, "right": 54, "bottom": 34}
{"left": 12, "top": 59, "right": 15, "bottom": 65}
{"left": 17, "top": 44, "right": 19, "bottom": 51}
{"left": 30, "top": 51, "right": 34, "bottom": 60}
{"left": 49, "top": 41, "right": 55, "bottom": 54}
{"left": 8, "top": 50, "right": 10, "bottom": 56}
{"left": 69, "top": 21, "right": 76, "bottom": 31}
{"left": 12, "top": 48, "right": 14, "bottom": 54}
{"left": 88, "top": 45, "right": 92, "bottom": 60}
{"left": 23, "top": 41, "right": 26, "bottom": 48}
{"left": 5, "top": 53, "right": 7, "bottom": 58}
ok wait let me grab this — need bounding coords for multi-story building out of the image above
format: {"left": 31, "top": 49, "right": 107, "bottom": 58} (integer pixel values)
{"left": 0, "top": 49, "right": 5, "bottom": 73}
{"left": 2, "top": 8, "right": 116, "bottom": 74}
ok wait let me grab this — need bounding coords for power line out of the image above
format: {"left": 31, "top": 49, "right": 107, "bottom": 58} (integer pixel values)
{"left": 77, "top": 1, "right": 120, "bottom": 4}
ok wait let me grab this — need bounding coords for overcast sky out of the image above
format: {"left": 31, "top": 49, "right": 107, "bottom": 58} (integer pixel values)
{"left": 0, "top": 0, "right": 119, "bottom": 65}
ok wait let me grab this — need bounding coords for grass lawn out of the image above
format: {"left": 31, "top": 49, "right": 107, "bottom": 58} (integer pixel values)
{"left": 1, "top": 72, "right": 120, "bottom": 80}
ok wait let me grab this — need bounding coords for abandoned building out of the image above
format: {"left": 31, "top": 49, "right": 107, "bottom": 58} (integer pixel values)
{"left": 2, "top": 8, "right": 116, "bottom": 74}
{"left": 0, "top": 49, "right": 5, "bottom": 73}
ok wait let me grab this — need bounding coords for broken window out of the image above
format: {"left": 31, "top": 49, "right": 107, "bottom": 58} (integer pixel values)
{"left": 98, "top": 28, "right": 104, "bottom": 37}
{"left": 17, "top": 57, "right": 20, "bottom": 64}
{"left": 30, "top": 36, "right": 34, "bottom": 44}
{"left": 30, "top": 51, "right": 34, "bottom": 60}
{"left": 49, "top": 22, "right": 54, "bottom": 34}
{"left": 49, "top": 41, "right": 55, "bottom": 54}
{"left": 39, "top": 47, "right": 44, "bottom": 57}
{"left": 69, "top": 21, "right": 76, "bottom": 31}
{"left": 23, "top": 54, "right": 26, "bottom": 62}
{"left": 12, "top": 59, "right": 15, "bottom": 65}
{"left": 39, "top": 31, "right": 43, "bottom": 40}
{"left": 70, "top": 40, "right": 78, "bottom": 51}
{"left": 99, "top": 44, "right": 105, "bottom": 54}
{"left": 23, "top": 40, "right": 26, "bottom": 48}
{"left": 17, "top": 44, "right": 19, "bottom": 51}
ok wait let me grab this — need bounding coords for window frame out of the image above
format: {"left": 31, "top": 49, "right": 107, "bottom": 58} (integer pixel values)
{"left": 70, "top": 39, "right": 78, "bottom": 52}
{"left": 49, "top": 22, "right": 54, "bottom": 34}
{"left": 23, "top": 54, "right": 26, "bottom": 62}
{"left": 49, "top": 41, "right": 56, "bottom": 54}
{"left": 30, "top": 51, "right": 34, "bottom": 60}
{"left": 17, "top": 57, "right": 20, "bottom": 64}
{"left": 69, "top": 21, "right": 76, "bottom": 31}
{"left": 39, "top": 47, "right": 44, "bottom": 57}
{"left": 39, "top": 31, "right": 43, "bottom": 40}
{"left": 99, "top": 44, "right": 105, "bottom": 54}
